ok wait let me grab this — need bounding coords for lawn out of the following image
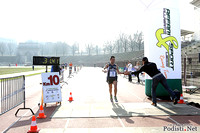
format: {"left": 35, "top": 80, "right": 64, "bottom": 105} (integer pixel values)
{"left": 0, "top": 68, "right": 45, "bottom": 75}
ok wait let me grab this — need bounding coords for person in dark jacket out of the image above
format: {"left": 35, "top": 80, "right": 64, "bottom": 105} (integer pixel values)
{"left": 51, "top": 65, "right": 61, "bottom": 75}
{"left": 125, "top": 57, "right": 178, "bottom": 106}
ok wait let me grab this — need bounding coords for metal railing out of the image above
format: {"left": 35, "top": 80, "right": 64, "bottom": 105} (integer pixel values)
{"left": 0, "top": 75, "right": 34, "bottom": 116}
{"left": 0, "top": 75, "right": 24, "bottom": 115}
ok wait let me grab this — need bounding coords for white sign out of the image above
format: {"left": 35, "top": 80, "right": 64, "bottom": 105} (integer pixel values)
{"left": 144, "top": 0, "right": 181, "bottom": 80}
{"left": 42, "top": 72, "right": 62, "bottom": 103}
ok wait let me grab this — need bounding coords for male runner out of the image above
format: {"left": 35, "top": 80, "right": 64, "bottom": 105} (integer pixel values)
{"left": 125, "top": 57, "right": 179, "bottom": 106}
{"left": 103, "top": 56, "right": 124, "bottom": 102}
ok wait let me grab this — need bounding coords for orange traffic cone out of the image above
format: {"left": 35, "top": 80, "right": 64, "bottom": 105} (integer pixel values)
{"left": 27, "top": 115, "right": 40, "bottom": 133}
{"left": 37, "top": 105, "right": 47, "bottom": 119}
{"left": 178, "top": 94, "right": 185, "bottom": 104}
{"left": 68, "top": 92, "right": 73, "bottom": 102}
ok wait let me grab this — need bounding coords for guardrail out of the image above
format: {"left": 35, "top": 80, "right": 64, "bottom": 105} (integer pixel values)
{"left": 0, "top": 75, "right": 24, "bottom": 115}
{"left": 0, "top": 75, "right": 34, "bottom": 116}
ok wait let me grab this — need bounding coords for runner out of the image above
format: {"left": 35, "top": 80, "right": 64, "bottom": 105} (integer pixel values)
{"left": 103, "top": 56, "right": 124, "bottom": 102}
{"left": 69, "top": 62, "right": 73, "bottom": 76}
{"left": 124, "top": 57, "right": 179, "bottom": 106}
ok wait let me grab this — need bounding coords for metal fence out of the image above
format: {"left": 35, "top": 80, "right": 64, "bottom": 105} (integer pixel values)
{"left": 0, "top": 75, "right": 25, "bottom": 115}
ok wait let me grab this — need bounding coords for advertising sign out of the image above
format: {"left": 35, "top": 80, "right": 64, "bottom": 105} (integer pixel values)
{"left": 144, "top": 0, "right": 182, "bottom": 96}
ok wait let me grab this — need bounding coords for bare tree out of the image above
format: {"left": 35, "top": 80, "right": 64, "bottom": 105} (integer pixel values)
{"left": 105, "top": 41, "right": 115, "bottom": 54}
{"left": 95, "top": 45, "right": 99, "bottom": 55}
{"left": 45, "top": 42, "right": 54, "bottom": 56}
{"left": 103, "top": 45, "right": 106, "bottom": 55}
{"left": 134, "top": 31, "right": 144, "bottom": 51}
{"left": 77, "top": 43, "right": 80, "bottom": 55}
{"left": 60, "top": 42, "right": 69, "bottom": 56}
{"left": 0, "top": 42, "right": 6, "bottom": 56}
{"left": 114, "top": 40, "right": 122, "bottom": 53}
{"left": 72, "top": 43, "right": 78, "bottom": 56}
{"left": 53, "top": 43, "right": 59, "bottom": 56}
{"left": 119, "top": 33, "right": 128, "bottom": 52}
{"left": 80, "top": 50, "right": 83, "bottom": 56}
{"left": 40, "top": 43, "right": 45, "bottom": 56}
{"left": 128, "top": 35, "right": 135, "bottom": 52}
{"left": 7, "top": 42, "right": 16, "bottom": 55}
{"left": 85, "top": 44, "right": 93, "bottom": 56}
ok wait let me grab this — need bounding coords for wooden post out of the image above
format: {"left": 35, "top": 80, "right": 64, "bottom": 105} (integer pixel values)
{"left": 41, "top": 90, "right": 44, "bottom": 106}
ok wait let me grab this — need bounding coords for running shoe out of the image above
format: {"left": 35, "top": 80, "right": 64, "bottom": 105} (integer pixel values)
{"left": 173, "top": 97, "right": 178, "bottom": 105}
{"left": 110, "top": 96, "right": 113, "bottom": 102}
{"left": 114, "top": 96, "right": 118, "bottom": 102}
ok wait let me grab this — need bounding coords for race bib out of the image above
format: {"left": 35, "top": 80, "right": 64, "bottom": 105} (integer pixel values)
{"left": 109, "top": 70, "right": 116, "bottom": 77}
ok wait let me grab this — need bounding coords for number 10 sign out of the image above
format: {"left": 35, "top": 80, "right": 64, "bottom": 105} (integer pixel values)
{"left": 41, "top": 72, "right": 62, "bottom": 103}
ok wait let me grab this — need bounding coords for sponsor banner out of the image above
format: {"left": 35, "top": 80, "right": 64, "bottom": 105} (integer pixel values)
{"left": 144, "top": 0, "right": 181, "bottom": 80}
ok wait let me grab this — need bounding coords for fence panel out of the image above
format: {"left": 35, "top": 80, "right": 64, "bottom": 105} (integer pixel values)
{"left": 0, "top": 75, "right": 24, "bottom": 115}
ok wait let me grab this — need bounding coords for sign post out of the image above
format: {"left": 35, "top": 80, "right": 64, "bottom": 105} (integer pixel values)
{"left": 144, "top": 0, "right": 182, "bottom": 97}
{"left": 33, "top": 56, "right": 61, "bottom": 106}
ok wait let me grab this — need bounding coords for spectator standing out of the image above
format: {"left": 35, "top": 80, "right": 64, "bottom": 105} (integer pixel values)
{"left": 127, "top": 61, "right": 132, "bottom": 82}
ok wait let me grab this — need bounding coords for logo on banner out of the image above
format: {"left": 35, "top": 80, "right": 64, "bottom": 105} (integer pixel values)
{"left": 155, "top": 8, "right": 178, "bottom": 71}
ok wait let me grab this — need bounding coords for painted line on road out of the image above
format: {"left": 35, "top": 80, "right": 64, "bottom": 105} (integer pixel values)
{"left": 63, "top": 107, "right": 72, "bottom": 132}
{"left": 64, "top": 118, "right": 70, "bottom": 129}
{"left": 2, "top": 105, "right": 38, "bottom": 133}
{"left": 117, "top": 117, "right": 125, "bottom": 128}
{"left": 129, "top": 91, "right": 144, "bottom": 101}
{"left": 189, "top": 105, "right": 200, "bottom": 111}
{"left": 168, "top": 117, "right": 181, "bottom": 125}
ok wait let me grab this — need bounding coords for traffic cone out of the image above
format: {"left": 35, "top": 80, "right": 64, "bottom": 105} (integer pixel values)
{"left": 37, "top": 105, "right": 47, "bottom": 119}
{"left": 27, "top": 115, "right": 40, "bottom": 133}
{"left": 178, "top": 94, "right": 185, "bottom": 104}
{"left": 68, "top": 92, "right": 73, "bottom": 102}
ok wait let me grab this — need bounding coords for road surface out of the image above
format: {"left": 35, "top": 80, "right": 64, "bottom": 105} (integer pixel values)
{"left": 0, "top": 67, "right": 200, "bottom": 133}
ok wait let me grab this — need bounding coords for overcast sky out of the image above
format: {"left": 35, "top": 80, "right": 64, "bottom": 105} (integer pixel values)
{"left": 0, "top": 0, "right": 195, "bottom": 50}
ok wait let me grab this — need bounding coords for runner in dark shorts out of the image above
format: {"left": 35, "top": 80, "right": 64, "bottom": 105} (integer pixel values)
{"left": 103, "top": 56, "right": 124, "bottom": 102}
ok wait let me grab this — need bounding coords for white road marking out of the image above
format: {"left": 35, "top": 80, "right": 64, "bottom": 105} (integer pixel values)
{"left": 168, "top": 117, "right": 181, "bottom": 125}
{"left": 64, "top": 118, "right": 70, "bottom": 129}
{"left": 2, "top": 105, "right": 38, "bottom": 133}
{"left": 117, "top": 117, "right": 125, "bottom": 128}
{"left": 189, "top": 105, "right": 200, "bottom": 111}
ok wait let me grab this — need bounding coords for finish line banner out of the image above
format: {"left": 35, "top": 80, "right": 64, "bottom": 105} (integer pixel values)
{"left": 144, "top": 0, "right": 182, "bottom": 96}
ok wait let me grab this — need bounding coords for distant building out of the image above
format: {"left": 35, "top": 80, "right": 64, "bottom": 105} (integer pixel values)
{"left": 17, "top": 42, "right": 40, "bottom": 64}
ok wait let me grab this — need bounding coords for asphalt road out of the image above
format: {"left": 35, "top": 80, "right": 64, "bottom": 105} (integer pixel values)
{"left": 1, "top": 67, "right": 200, "bottom": 133}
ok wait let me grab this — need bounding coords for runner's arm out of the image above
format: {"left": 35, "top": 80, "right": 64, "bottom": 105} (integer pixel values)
{"left": 104, "top": 64, "right": 108, "bottom": 70}
{"left": 102, "top": 64, "right": 108, "bottom": 73}
{"left": 116, "top": 65, "right": 124, "bottom": 74}
{"left": 124, "top": 65, "right": 144, "bottom": 75}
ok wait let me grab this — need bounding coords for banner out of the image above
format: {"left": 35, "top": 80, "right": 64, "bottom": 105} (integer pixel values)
{"left": 42, "top": 72, "right": 62, "bottom": 103}
{"left": 144, "top": 0, "right": 182, "bottom": 96}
